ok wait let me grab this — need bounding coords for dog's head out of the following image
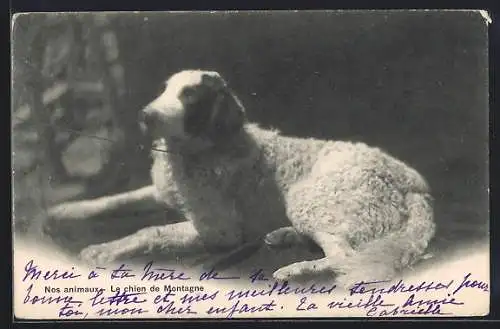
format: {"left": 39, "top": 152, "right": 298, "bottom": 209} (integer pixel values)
{"left": 140, "top": 70, "right": 246, "bottom": 145}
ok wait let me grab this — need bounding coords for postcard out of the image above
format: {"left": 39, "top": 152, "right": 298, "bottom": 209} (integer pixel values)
{"left": 11, "top": 10, "right": 491, "bottom": 320}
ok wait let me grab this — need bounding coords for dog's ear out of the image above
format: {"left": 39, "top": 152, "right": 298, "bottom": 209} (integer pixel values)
{"left": 183, "top": 73, "right": 245, "bottom": 141}
{"left": 183, "top": 90, "right": 214, "bottom": 137}
{"left": 207, "top": 88, "right": 246, "bottom": 142}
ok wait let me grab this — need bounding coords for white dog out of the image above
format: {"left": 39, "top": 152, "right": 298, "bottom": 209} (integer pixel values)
{"left": 47, "top": 69, "right": 435, "bottom": 288}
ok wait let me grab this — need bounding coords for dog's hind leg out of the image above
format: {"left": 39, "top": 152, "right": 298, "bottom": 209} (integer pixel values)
{"left": 264, "top": 226, "right": 323, "bottom": 253}
{"left": 47, "top": 185, "right": 160, "bottom": 221}
{"left": 264, "top": 226, "right": 305, "bottom": 249}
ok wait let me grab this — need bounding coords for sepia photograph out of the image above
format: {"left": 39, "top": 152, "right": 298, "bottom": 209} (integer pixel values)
{"left": 12, "top": 10, "right": 490, "bottom": 319}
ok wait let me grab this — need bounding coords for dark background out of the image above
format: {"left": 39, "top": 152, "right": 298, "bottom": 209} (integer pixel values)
{"left": 12, "top": 11, "right": 489, "bottom": 279}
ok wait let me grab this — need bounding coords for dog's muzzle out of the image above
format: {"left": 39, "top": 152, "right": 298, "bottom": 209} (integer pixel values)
{"left": 138, "top": 107, "right": 157, "bottom": 134}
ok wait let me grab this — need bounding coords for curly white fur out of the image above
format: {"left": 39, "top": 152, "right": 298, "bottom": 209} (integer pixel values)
{"left": 48, "top": 69, "right": 436, "bottom": 289}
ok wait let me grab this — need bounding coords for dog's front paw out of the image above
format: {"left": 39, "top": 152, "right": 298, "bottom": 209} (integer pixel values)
{"left": 79, "top": 243, "right": 119, "bottom": 266}
{"left": 47, "top": 200, "right": 106, "bottom": 221}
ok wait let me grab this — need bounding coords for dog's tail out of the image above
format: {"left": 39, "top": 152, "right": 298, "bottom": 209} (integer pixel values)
{"left": 334, "top": 191, "right": 436, "bottom": 289}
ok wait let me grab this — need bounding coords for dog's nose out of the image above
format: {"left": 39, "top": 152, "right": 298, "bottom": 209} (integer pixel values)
{"left": 138, "top": 107, "right": 158, "bottom": 131}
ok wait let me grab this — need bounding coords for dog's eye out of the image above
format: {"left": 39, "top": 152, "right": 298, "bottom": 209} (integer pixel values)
{"left": 181, "top": 87, "right": 198, "bottom": 102}
{"left": 183, "top": 87, "right": 196, "bottom": 97}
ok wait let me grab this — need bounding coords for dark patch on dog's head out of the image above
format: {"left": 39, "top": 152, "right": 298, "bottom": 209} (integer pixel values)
{"left": 181, "top": 72, "right": 246, "bottom": 142}
{"left": 182, "top": 83, "right": 218, "bottom": 137}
